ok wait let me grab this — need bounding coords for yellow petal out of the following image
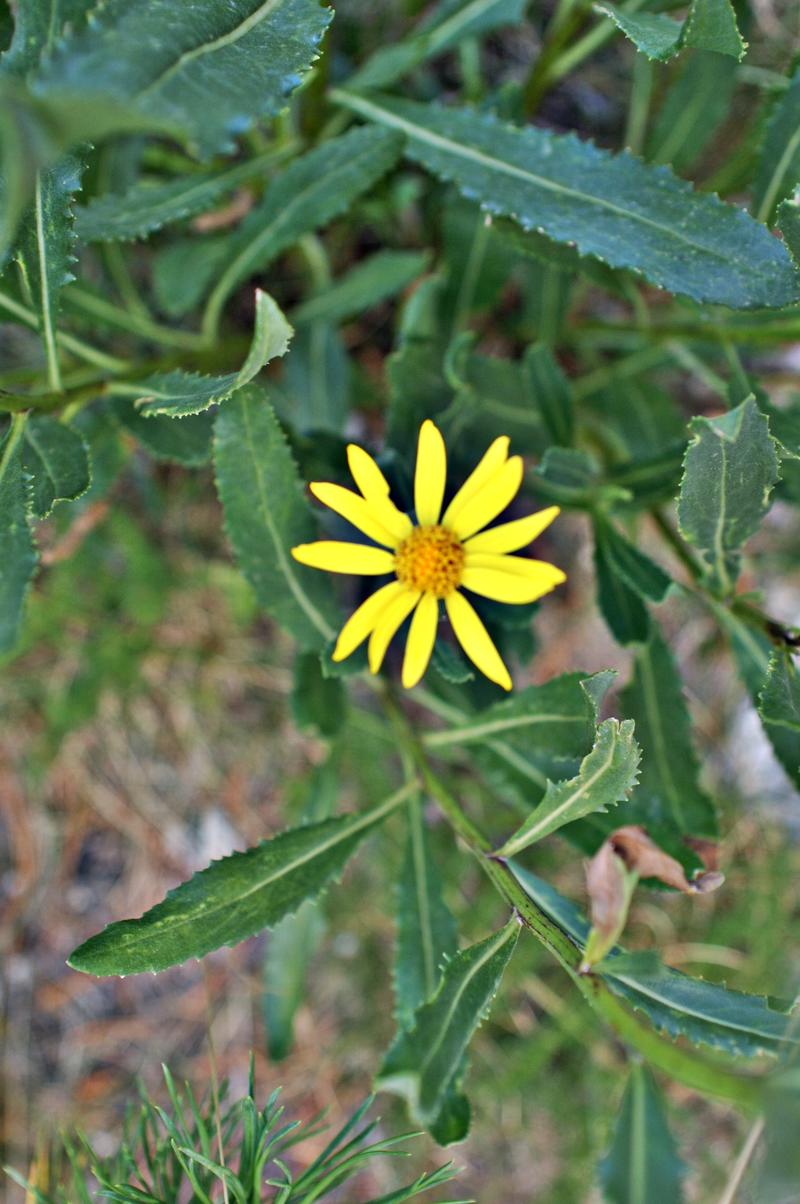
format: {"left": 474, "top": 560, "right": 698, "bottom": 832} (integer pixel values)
{"left": 401, "top": 592, "right": 439, "bottom": 688}
{"left": 333, "top": 580, "right": 408, "bottom": 661}
{"left": 464, "top": 506, "right": 560, "bottom": 554}
{"left": 346, "top": 444, "right": 413, "bottom": 543}
{"left": 442, "top": 436, "right": 509, "bottom": 528}
{"left": 414, "top": 419, "right": 447, "bottom": 526}
{"left": 310, "top": 482, "right": 398, "bottom": 548}
{"left": 445, "top": 591, "right": 512, "bottom": 691}
{"left": 369, "top": 588, "right": 421, "bottom": 673}
{"left": 465, "top": 551, "right": 565, "bottom": 578}
{"left": 448, "top": 456, "right": 524, "bottom": 541}
{"left": 347, "top": 443, "right": 391, "bottom": 497}
{"left": 291, "top": 541, "right": 395, "bottom": 575}
{"left": 461, "top": 561, "right": 566, "bottom": 604}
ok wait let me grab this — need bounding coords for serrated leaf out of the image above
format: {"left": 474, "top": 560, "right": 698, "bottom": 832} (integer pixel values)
{"left": 69, "top": 781, "right": 413, "bottom": 976}
{"left": 293, "top": 250, "right": 429, "bottom": 325}
{"left": 647, "top": 51, "right": 737, "bottom": 174}
{"left": 152, "top": 234, "right": 230, "bottom": 318}
{"left": 594, "top": 4, "right": 683, "bottom": 62}
{"left": 395, "top": 800, "right": 458, "bottom": 1029}
{"left": 524, "top": 342, "right": 573, "bottom": 446}
{"left": 532, "top": 447, "right": 622, "bottom": 509}
{"left": 777, "top": 196, "right": 800, "bottom": 269}
{"left": 682, "top": 0, "right": 745, "bottom": 59}
{"left": 34, "top": 0, "right": 333, "bottom": 159}
{"left": 349, "top": 0, "right": 527, "bottom": 91}
{"left": 677, "top": 397, "right": 779, "bottom": 597}
{"left": 278, "top": 322, "right": 350, "bottom": 433}
{"left": 599, "top": 1065, "right": 686, "bottom": 1204}
{"left": 291, "top": 650, "right": 346, "bottom": 738}
{"left": 0, "top": 418, "right": 38, "bottom": 655}
{"left": 14, "top": 156, "right": 82, "bottom": 383}
{"left": 131, "top": 289, "right": 292, "bottom": 418}
{"left": 618, "top": 626, "right": 717, "bottom": 839}
{"left": 214, "top": 385, "right": 339, "bottom": 651}
{"left": 758, "top": 651, "right": 800, "bottom": 788}
{"left": 1, "top": 0, "right": 93, "bottom": 75}
{"left": 114, "top": 403, "right": 213, "bottom": 467}
{"left": 387, "top": 274, "right": 451, "bottom": 459}
{"left": 203, "top": 126, "right": 403, "bottom": 334}
{"left": 333, "top": 91, "right": 800, "bottom": 310}
{"left": 513, "top": 867, "right": 799, "bottom": 1058}
{"left": 495, "top": 719, "right": 641, "bottom": 856}
{"left": 22, "top": 415, "right": 89, "bottom": 517}
{"left": 436, "top": 341, "right": 547, "bottom": 455}
{"left": 594, "top": 518, "right": 672, "bottom": 646}
{"left": 263, "top": 897, "right": 325, "bottom": 1061}
{"left": 377, "top": 922, "right": 518, "bottom": 1128}
{"left": 754, "top": 70, "right": 800, "bottom": 226}
{"left": 74, "top": 150, "right": 282, "bottom": 243}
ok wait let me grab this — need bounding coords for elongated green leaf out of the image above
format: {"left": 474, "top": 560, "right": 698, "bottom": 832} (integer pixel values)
{"left": 395, "top": 800, "right": 458, "bottom": 1028}
{"left": 647, "top": 51, "right": 737, "bottom": 174}
{"left": 436, "top": 342, "right": 547, "bottom": 455}
{"left": 682, "top": 0, "right": 745, "bottom": 59}
{"left": 333, "top": 91, "right": 800, "bottom": 310}
{"left": 599, "top": 1065, "right": 685, "bottom": 1204}
{"left": 293, "top": 251, "right": 429, "bottom": 325}
{"left": 349, "top": 0, "right": 527, "bottom": 91}
{"left": 513, "top": 868, "right": 799, "bottom": 1058}
{"left": 152, "top": 235, "right": 230, "bottom": 318}
{"left": 594, "top": 518, "right": 672, "bottom": 646}
{"left": 130, "top": 289, "right": 292, "bottom": 418}
{"left": 677, "top": 397, "right": 779, "bottom": 597}
{"left": 778, "top": 196, "right": 800, "bottom": 269}
{"left": 387, "top": 274, "right": 451, "bottom": 459}
{"left": 69, "top": 781, "right": 414, "bottom": 976}
{"left": 203, "top": 126, "right": 403, "bottom": 334}
{"left": 377, "top": 922, "right": 518, "bottom": 1128}
{"left": 754, "top": 71, "right": 800, "bottom": 226}
{"left": 2, "top": 0, "right": 93, "bottom": 75}
{"left": 594, "top": 4, "right": 683, "bottom": 62}
{"left": 291, "top": 651, "right": 346, "bottom": 738}
{"left": 14, "top": 156, "right": 82, "bottom": 386}
{"left": 524, "top": 342, "right": 573, "bottom": 447}
{"left": 35, "top": 0, "right": 333, "bottom": 158}
{"left": 74, "top": 151, "right": 284, "bottom": 243}
{"left": 0, "top": 418, "right": 37, "bottom": 655}
{"left": 22, "top": 415, "right": 89, "bottom": 517}
{"left": 495, "top": 719, "right": 641, "bottom": 856}
{"left": 619, "top": 627, "right": 717, "bottom": 839}
{"left": 758, "top": 651, "right": 800, "bottom": 788}
{"left": 214, "top": 385, "right": 339, "bottom": 651}
{"left": 279, "top": 322, "right": 351, "bottom": 433}
{"left": 114, "top": 403, "right": 213, "bottom": 466}
{"left": 263, "top": 898, "right": 326, "bottom": 1061}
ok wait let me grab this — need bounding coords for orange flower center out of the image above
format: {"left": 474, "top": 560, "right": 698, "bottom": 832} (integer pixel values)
{"left": 394, "top": 525, "right": 465, "bottom": 597}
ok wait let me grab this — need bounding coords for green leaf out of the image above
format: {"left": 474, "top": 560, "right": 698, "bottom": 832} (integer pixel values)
{"left": 2, "top": 0, "right": 93, "bottom": 75}
{"left": 601, "top": 951, "right": 798, "bottom": 1058}
{"left": 758, "top": 651, "right": 800, "bottom": 788}
{"left": 599, "top": 1065, "right": 686, "bottom": 1204}
{"left": 203, "top": 126, "right": 403, "bottom": 336}
{"left": 14, "top": 156, "right": 82, "bottom": 386}
{"left": 681, "top": 0, "right": 745, "bottom": 59}
{"left": 777, "top": 196, "right": 800, "bottom": 269}
{"left": 278, "top": 322, "right": 350, "bottom": 433}
{"left": 114, "top": 403, "right": 213, "bottom": 467}
{"left": 754, "top": 70, "right": 800, "bottom": 226}
{"left": 495, "top": 719, "right": 641, "bottom": 857}
{"left": 213, "top": 385, "right": 339, "bottom": 651}
{"left": 524, "top": 342, "right": 574, "bottom": 447}
{"left": 513, "top": 869, "right": 800, "bottom": 1058}
{"left": 131, "top": 289, "right": 292, "bottom": 418}
{"left": 677, "top": 397, "right": 779, "bottom": 597}
{"left": 594, "top": 4, "right": 683, "bottom": 62}
{"left": 619, "top": 626, "right": 717, "bottom": 839}
{"left": 436, "top": 340, "right": 546, "bottom": 455}
{"left": 263, "top": 897, "right": 325, "bottom": 1061}
{"left": 293, "top": 250, "right": 430, "bottom": 325}
{"left": 394, "top": 800, "right": 458, "bottom": 1029}
{"left": 22, "top": 415, "right": 89, "bottom": 517}
{"left": 377, "top": 921, "right": 518, "bottom": 1128}
{"left": 532, "top": 447, "right": 630, "bottom": 509}
{"left": 349, "top": 0, "right": 527, "bottom": 91}
{"left": 593, "top": 518, "right": 672, "bottom": 646}
{"left": 333, "top": 91, "right": 800, "bottom": 310}
{"left": 291, "top": 651, "right": 346, "bottom": 738}
{"left": 69, "top": 781, "right": 414, "bottom": 976}
{"left": 34, "top": 0, "right": 333, "bottom": 159}
{"left": 74, "top": 150, "right": 285, "bottom": 243}
{"left": 646, "top": 51, "right": 737, "bottom": 173}
{"left": 0, "top": 417, "right": 37, "bottom": 655}
{"left": 152, "top": 234, "right": 230, "bottom": 318}
{"left": 387, "top": 274, "right": 452, "bottom": 459}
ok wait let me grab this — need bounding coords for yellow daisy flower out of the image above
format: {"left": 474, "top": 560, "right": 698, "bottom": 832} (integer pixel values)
{"left": 291, "top": 420, "right": 565, "bottom": 691}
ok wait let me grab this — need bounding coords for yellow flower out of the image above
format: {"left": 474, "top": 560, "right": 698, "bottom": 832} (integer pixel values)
{"left": 291, "top": 420, "right": 565, "bottom": 691}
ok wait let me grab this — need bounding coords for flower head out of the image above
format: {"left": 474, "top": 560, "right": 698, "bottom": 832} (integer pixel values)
{"left": 291, "top": 420, "right": 565, "bottom": 690}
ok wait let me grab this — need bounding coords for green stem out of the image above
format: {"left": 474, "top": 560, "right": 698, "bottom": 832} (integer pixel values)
{"left": 65, "top": 286, "right": 209, "bottom": 352}
{"left": 0, "top": 289, "right": 129, "bottom": 373}
{"left": 0, "top": 411, "right": 29, "bottom": 467}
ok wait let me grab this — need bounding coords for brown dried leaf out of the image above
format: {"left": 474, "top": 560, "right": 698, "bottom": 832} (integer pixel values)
{"left": 609, "top": 825, "right": 724, "bottom": 894}
{"left": 192, "top": 188, "right": 254, "bottom": 232}
{"left": 582, "top": 842, "right": 637, "bottom": 971}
